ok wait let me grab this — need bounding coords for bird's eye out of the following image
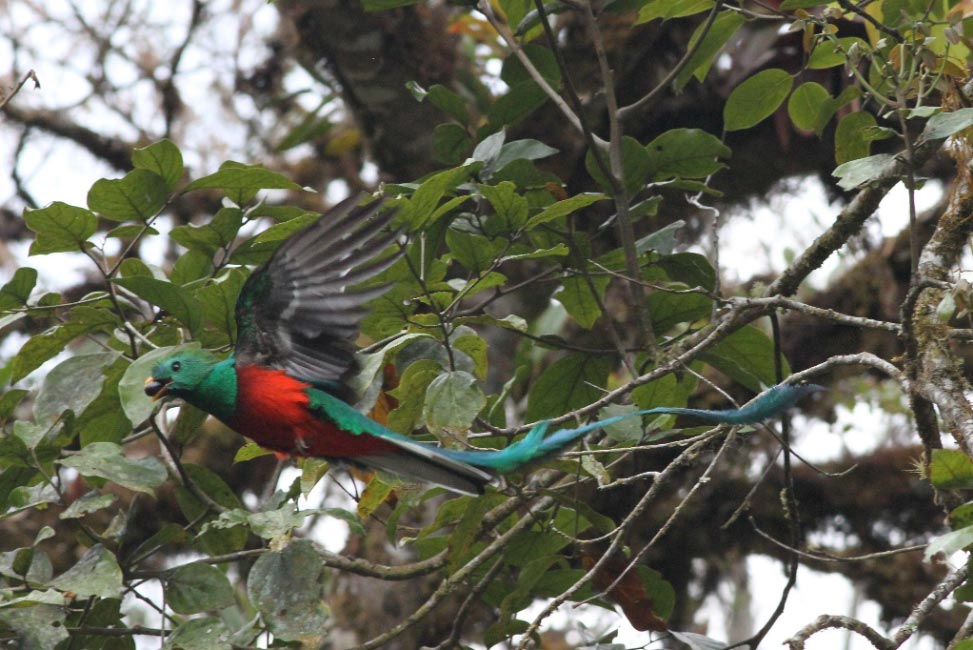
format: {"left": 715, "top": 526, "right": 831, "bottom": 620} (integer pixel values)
{"left": 172, "top": 361, "right": 182, "bottom": 372}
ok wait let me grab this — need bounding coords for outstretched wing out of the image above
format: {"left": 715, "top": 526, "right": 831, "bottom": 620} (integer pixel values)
{"left": 234, "top": 193, "right": 399, "bottom": 393}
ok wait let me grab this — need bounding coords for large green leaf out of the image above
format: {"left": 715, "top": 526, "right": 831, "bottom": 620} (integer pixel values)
{"left": 646, "top": 128, "right": 731, "bottom": 179}
{"left": 49, "top": 544, "right": 123, "bottom": 598}
{"left": 555, "top": 275, "right": 611, "bottom": 329}
{"left": 834, "top": 111, "right": 879, "bottom": 164}
{"left": 674, "top": 11, "right": 746, "bottom": 89}
{"left": 246, "top": 540, "right": 330, "bottom": 644}
{"left": 33, "top": 352, "right": 119, "bottom": 425}
{"left": 0, "top": 604, "right": 69, "bottom": 650}
{"left": 131, "top": 138, "right": 184, "bottom": 190}
{"left": 175, "top": 464, "right": 247, "bottom": 555}
{"left": 525, "top": 193, "right": 607, "bottom": 229}
{"left": 165, "top": 562, "right": 235, "bottom": 614}
{"left": 185, "top": 161, "right": 302, "bottom": 205}
{"left": 10, "top": 308, "right": 117, "bottom": 382}
{"left": 167, "top": 617, "right": 232, "bottom": 650}
{"left": 698, "top": 325, "right": 787, "bottom": 391}
{"left": 586, "top": 136, "right": 652, "bottom": 196}
{"left": 169, "top": 207, "right": 244, "bottom": 255}
{"left": 0, "top": 267, "right": 37, "bottom": 310}
{"left": 113, "top": 276, "right": 203, "bottom": 334}
{"left": 423, "top": 371, "right": 486, "bottom": 435}
{"left": 930, "top": 449, "right": 973, "bottom": 489}
{"left": 724, "top": 68, "right": 793, "bottom": 132}
{"left": 87, "top": 169, "right": 168, "bottom": 221}
{"left": 787, "top": 82, "right": 834, "bottom": 134}
{"left": 388, "top": 359, "right": 442, "bottom": 434}
{"left": 833, "top": 153, "right": 894, "bottom": 191}
{"left": 647, "top": 291, "right": 713, "bottom": 332}
{"left": 526, "top": 354, "right": 612, "bottom": 421}
{"left": 24, "top": 202, "right": 97, "bottom": 254}
{"left": 60, "top": 442, "right": 167, "bottom": 495}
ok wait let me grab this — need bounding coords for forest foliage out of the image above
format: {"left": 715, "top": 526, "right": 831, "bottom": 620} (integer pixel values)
{"left": 3, "top": 0, "right": 973, "bottom": 648}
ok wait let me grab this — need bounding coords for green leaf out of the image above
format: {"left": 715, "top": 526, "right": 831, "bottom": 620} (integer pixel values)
{"left": 636, "top": 0, "right": 713, "bottom": 23}
{"left": 24, "top": 202, "right": 97, "bottom": 254}
{"left": 433, "top": 123, "right": 474, "bottom": 165}
{"left": 925, "top": 524, "right": 973, "bottom": 562}
{"left": 132, "top": 138, "right": 184, "bottom": 190}
{"left": 361, "top": 0, "right": 418, "bottom": 9}
{"left": 405, "top": 165, "right": 477, "bottom": 229}
{"left": 247, "top": 540, "right": 330, "bottom": 644}
{"left": 453, "top": 331, "right": 488, "bottom": 379}
{"left": 632, "top": 371, "right": 698, "bottom": 411}
{"left": 0, "top": 389, "right": 28, "bottom": 420}
{"left": 491, "top": 138, "right": 560, "bottom": 173}
{"left": 59, "top": 492, "right": 116, "bottom": 519}
{"left": 10, "top": 308, "right": 117, "bottom": 382}
{"left": 555, "top": 275, "right": 611, "bottom": 329}
{"left": 60, "top": 442, "right": 167, "bottom": 495}
{"left": 0, "top": 604, "right": 69, "bottom": 649}
{"left": 500, "top": 44, "right": 561, "bottom": 87}
{"left": 920, "top": 107, "right": 973, "bottom": 142}
{"left": 599, "top": 404, "right": 644, "bottom": 443}
{"left": 834, "top": 111, "right": 879, "bottom": 164}
{"left": 423, "top": 371, "right": 486, "bottom": 435}
{"left": 87, "top": 169, "right": 169, "bottom": 221}
{"left": 930, "top": 449, "right": 973, "bottom": 489}
{"left": 448, "top": 494, "right": 505, "bottom": 572}
{"left": 472, "top": 130, "right": 506, "bottom": 166}
{"left": 480, "top": 181, "right": 529, "bottom": 230}
{"left": 175, "top": 465, "right": 247, "bottom": 555}
{"left": 171, "top": 249, "right": 213, "bottom": 285}
{"left": 426, "top": 84, "right": 470, "bottom": 124}
{"left": 647, "top": 291, "right": 712, "bottom": 332}
{"left": 197, "top": 268, "right": 247, "bottom": 346}
{"left": 669, "top": 630, "right": 729, "bottom": 650}
{"left": 498, "top": 245, "right": 568, "bottom": 263}
{"left": 674, "top": 11, "right": 746, "bottom": 89}
{"left": 832, "top": 153, "right": 894, "bottom": 191}
{"left": 167, "top": 617, "right": 232, "bottom": 650}
{"left": 698, "top": 325, "right": 788, "bottom": 391}
{"left": 447, "top": 229, "right": 503, "bottom": 274}
{"left": 526, "top": 354, "right": 612, "bottom": 421}
{"left": 0, "top": 267, "right": 37, "bottom": 310}
{"left": 488, "top": 81, "right": 548, "bottom": 130}
{"left": 807, "top": 37, "right": 865, "bottom": 69}
{"left": 234, "top": 441, "right": 274, "bottom": 462}
{"left": 724, "top": 68, "right": 793, "bottom": 132}
{"left": 113, "top": 276, "right": 203, "bottom": 334}
{"left": 645, "top": 128, "right": 731, "bottom": 179}
{"left": 787, "top": 82, "right": 834, "bottom": 133}
{"left": 657, "top": 252, "right": 717, "bottom": 291}
{"left": 525, "top": 193, "right": 608, "bottom": 229}
{"left": 242, "top": 504, "right": 318, "bottom": 540}
{"left": 170, "top": 207, "right": 244, "bottom": 255}
{"left": 34, "top": 352, "right": 119, "bottom": 425}
{"left": 586, "top": 136, "right": 652, "bottom": 195}
{"left": 166, "top": 562, "right": 235, "bottom": 614}
{"left": 499, "top": 0, "right": 532, "bottom": 28}
{"left": 388, "top": 359, "right": 444, "bottom": 434}
{"left": 185, "top": 161, "right": 303, "bottom": 205}
{"left": 49, "top": 544, "right": 122, "bottom": 598}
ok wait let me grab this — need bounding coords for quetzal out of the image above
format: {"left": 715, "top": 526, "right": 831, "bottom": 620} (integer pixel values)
{"left": 144, "top": 194, "right": 820, "bottom": 495}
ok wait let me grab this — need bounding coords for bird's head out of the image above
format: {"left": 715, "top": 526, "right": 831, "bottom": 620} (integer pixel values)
{"left": 144, "top": 351, "right": 220, "bottom": 401}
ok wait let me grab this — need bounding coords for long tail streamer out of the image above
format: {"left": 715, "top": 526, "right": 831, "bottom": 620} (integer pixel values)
{"left": 437, "top": 383, "right": 823, "bottom": 473}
